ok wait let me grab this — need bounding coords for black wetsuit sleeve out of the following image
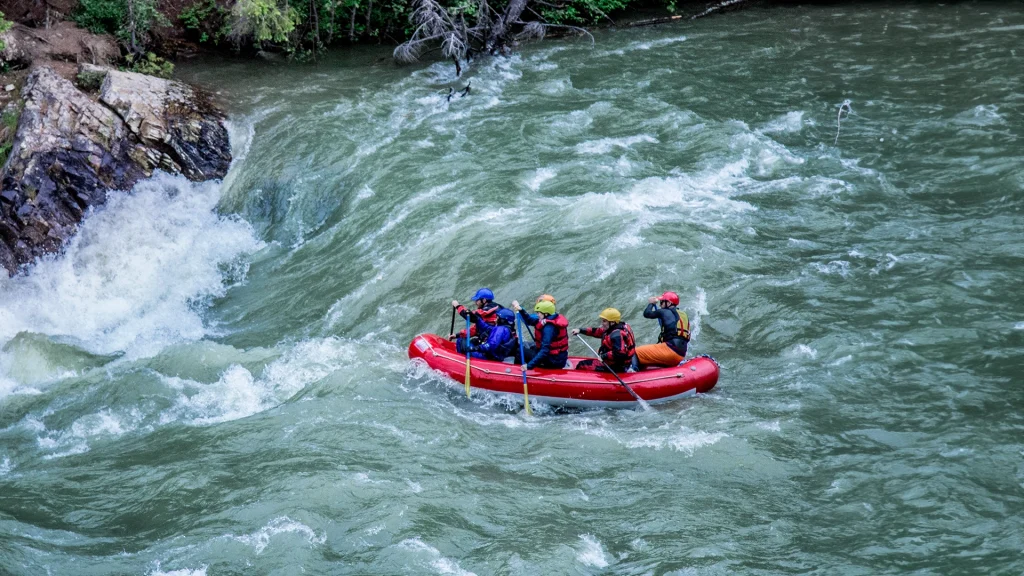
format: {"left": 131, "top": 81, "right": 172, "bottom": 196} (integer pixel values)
{"left": 601, "top": 330, "right": 623, "bottom": 363}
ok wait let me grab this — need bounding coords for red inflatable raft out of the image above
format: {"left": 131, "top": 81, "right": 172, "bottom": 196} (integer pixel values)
{"left": 408, "top": 333, "right": 719, "bottom": 409}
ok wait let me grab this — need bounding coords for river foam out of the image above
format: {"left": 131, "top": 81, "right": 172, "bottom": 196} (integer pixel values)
{"left": 159, "top": 337, "right": 359, "bottom": 426}
{"left": 0, "top": 173, "right": 263, "bottom": 392}
{"left": 230, "top": 516, "right": 326, "bottom": 555}
{"left": 576, "top": 534, "right": 611, "bottom": 568}
{"left": 397, "top": 538, "right": 477, "bottom": 576}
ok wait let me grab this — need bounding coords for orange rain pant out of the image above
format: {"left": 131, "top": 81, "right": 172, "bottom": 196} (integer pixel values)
{"left": 635, "top": 343, "right": 684, "bottom": 368}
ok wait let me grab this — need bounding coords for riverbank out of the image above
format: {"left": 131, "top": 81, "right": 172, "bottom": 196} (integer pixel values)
{"left": 2, "top": 0, "right": 755, "bottom": 70}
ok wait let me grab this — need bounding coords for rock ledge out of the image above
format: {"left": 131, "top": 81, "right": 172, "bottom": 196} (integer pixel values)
{"left": 0, "top": 65, "right": 231, "bottom": 275}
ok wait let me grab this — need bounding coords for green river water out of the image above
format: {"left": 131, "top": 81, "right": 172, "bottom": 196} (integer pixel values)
{"left": 2, "top": 3, "right": 1023, "bottom": 574}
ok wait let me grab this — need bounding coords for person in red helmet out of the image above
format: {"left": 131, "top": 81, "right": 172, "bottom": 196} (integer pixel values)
{"left": 634, "top": 291, "right": 690, "bottom": 369}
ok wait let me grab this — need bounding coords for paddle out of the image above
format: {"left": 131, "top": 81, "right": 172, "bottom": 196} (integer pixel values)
{"left": 575, "top": 334, "right": 651, "bottom": 412}
{"left": 449, "top": 305, "right": 456, "bottom": 339}
{"left": 515, "top": 311, "right": 533, "bottom": 416}
{"left": 464, "top": 316, "right": 472, "bottom": 398}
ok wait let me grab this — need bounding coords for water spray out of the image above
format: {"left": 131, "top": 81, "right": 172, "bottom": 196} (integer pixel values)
{"left": 834, "top": 99, "right": 852, "bottom": 146}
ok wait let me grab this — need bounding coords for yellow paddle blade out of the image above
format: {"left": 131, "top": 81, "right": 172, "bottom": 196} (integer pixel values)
{"left": 464, "top": 359, "right": 471, "bottom": 398}
{"left": 523, "top": 383, "right": 532, "bottom": 416}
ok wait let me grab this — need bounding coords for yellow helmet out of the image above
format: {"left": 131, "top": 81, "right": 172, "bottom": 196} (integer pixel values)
{"left": 599, "top": 308, "right": 621, "bottom": 322}
{"left": 534, "top": 300, "right": 556, "bottom": 315}
{"left": 536, "top": 294, "right": 557, "bottom": 305}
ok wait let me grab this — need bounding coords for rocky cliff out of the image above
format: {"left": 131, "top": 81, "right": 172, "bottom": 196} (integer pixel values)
{"left": 0, "top": 65, "right": 231, "bottom": 275}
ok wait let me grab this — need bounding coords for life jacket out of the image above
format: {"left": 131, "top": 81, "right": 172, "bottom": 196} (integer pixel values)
{"left": 494, "top": 331, "right": 519, "bottom": 359}
{"left": 535, "top": 313, "right": 569, "bottom": 356}
{"left": 474, "top": 301, "right": 503, "bottom": 325}
{"left": 601, "top": 322, "right": 636, "bottom": 362}
{"left": 462, "top": 301, "right": 504, "bottom": 339}
{"left": 658, "top": 306, "right": 690, "bottom": 353}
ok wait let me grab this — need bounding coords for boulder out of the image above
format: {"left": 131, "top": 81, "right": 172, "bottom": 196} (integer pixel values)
{"left": 98, "top": 67, "right": 231, "bottom": 180}
{"left": 0, "top": 65, "right": 231, "bottom": 275}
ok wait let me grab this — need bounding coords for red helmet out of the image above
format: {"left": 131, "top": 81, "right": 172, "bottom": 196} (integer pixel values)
{"left": 659, "top": 291, "right": 680, "bottom": 306}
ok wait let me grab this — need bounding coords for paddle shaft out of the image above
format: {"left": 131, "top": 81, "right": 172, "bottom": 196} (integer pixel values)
{"left": 575, "top": 334, "right": 651, "bottom": 411}
{"left": 449, "top": 305, "right": 456, "bottom": 337}
{"left": 464, "top": 316, "right": 471, "bottom": 397}
{"left": 515, "top": 311, "right": 533, "bottom": 416}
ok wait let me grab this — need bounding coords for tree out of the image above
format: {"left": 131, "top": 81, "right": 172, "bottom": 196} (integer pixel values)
{"left": 229, "top": 0, "right": 300, "bottom": 46}
{"left": 393, "top": 0, "right": 591, "bottom": 72}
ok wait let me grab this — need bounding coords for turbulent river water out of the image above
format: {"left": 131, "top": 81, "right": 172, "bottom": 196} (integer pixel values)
{"left": 2, "top": 4, "right": 1023, "bottom": 574}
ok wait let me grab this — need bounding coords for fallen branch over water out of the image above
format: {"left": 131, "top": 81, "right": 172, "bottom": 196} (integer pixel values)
{"left": 625, "top": 0, "right": 751, "bottom": 28}
{"left": 625, "top": 15, "right": 684, "bottom": 28}
{"left": 690, "top": 0, "right": 749, "bottom": 20}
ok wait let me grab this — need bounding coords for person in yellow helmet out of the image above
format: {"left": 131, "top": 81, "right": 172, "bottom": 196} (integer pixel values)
{"left": 572, "top": 308, "right": 636, "bottom": 372}
{"left": 511, "top": 297, "right": 569, "bottom": 369}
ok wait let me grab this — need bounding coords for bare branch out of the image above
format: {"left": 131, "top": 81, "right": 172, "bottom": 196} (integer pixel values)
{"left": 393, "top": 30, "right": 448, "bottom": 63}
{"left": 393, "top": 41, "right": 423, "bottom": 64}
{"left": 475, "top": 0, "right": 490, "bottom": 29}
{"left": 625, "top": 15, "right": 683, "bottom": 28}
{"left": 527, "top": 23, "right": 595, "bottom": 46}
{"left": 412, "top": 0, "right": 450, "bottom": 36}
{"left": 690, "top": 0, "right": 747, "bottom": 20}
{"left": 518, "top": 21, "right": 546, "bottom": 40}
{"left": 442, "top": 31, "right": 467, "bottom": 59}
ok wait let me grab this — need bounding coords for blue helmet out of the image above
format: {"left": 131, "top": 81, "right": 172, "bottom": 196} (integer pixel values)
{"left": 471, "top": 288, "right": 494, "bottom": 301}
{"left": 496, "top": 308, "right": 516, "bottom": 325}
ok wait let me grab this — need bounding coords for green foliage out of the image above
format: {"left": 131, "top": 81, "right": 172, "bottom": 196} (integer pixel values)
{"left": 124, "top": 52, "right": 175, "bottom": 77}
{"left": 73, "top": 0, "right": 126, "bottom": 35}
{"left": 119, "top": 0, "right": 169, "bottom": 52}
{"left": 74, "top": 0, "right": 168, "bottom": 52}
{"left": 180, "top": 0, "right": 230, "bottom": 44}
{"left": 2, "top": 108, "right": 18, "bottom": 131}
{"left": 230, "top": 0, "right": 299, "bottom": 45}
{"left": 71, "top": 0, "right": 680, "bottom": 59}
{"left": 541, "top": 0, "right": 630, "bottom": 25}
{"left": 0, "top": 105, "right": 20, "bottom": 167}
{"left": 0, "top": 11, "right": 13, "bottom": 53}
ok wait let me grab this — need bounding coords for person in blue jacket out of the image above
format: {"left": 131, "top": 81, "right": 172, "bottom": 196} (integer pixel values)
{"left": 457, "top": 308, "right": 519, "bottom": 361}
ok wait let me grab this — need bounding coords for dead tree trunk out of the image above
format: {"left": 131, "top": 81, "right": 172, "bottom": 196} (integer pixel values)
{"left": 364, "top": 0, "right": 373, "bottom": 38}
{"left": 349, "top": 4, "right": 357, "bottom": 42}
{"left": 485, "top": 0, "right": 528, "bottom": 52}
